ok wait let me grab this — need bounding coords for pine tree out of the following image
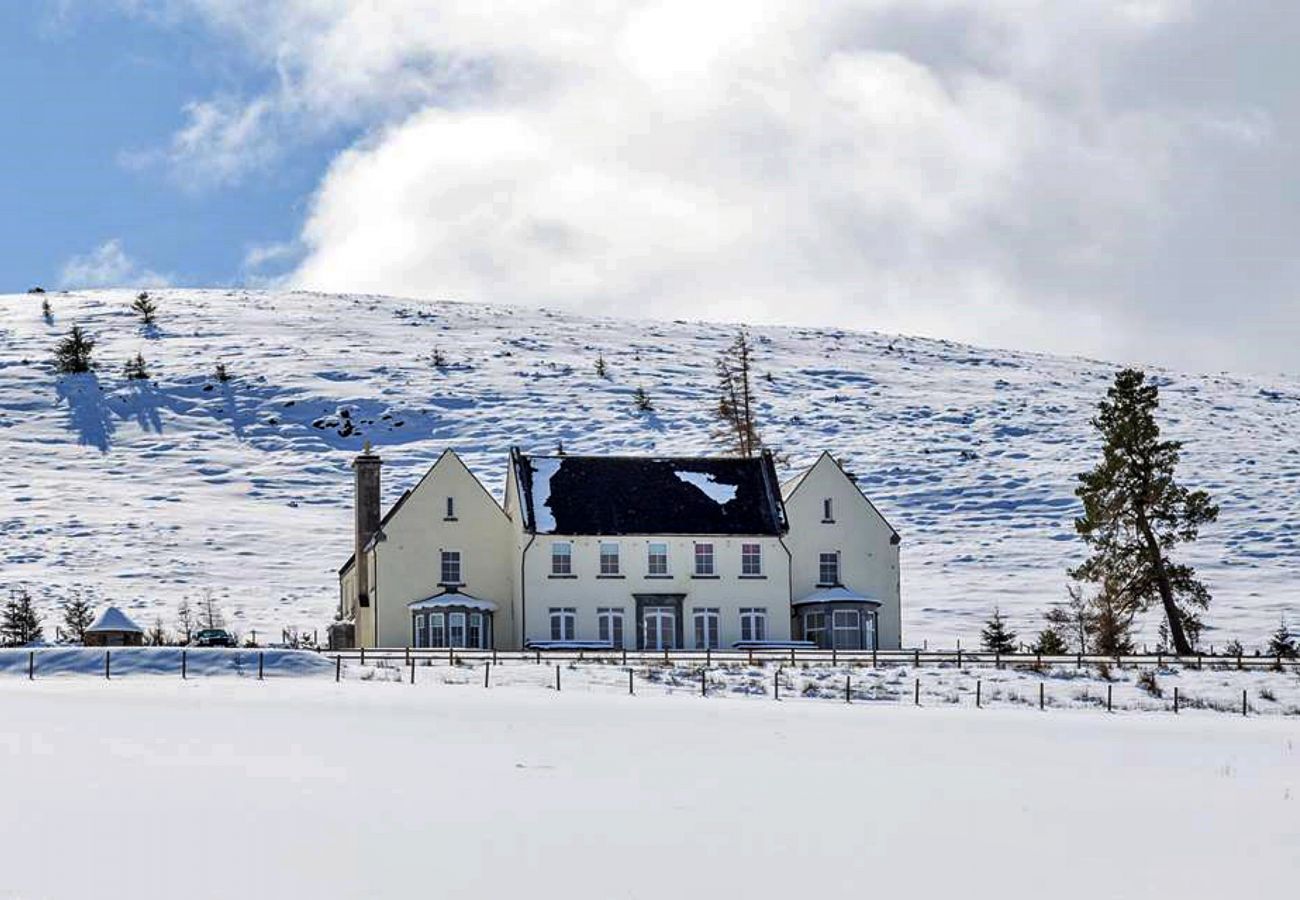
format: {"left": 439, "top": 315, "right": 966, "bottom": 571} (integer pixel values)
{"left": 54, "top": 325, "right": 95, "bottom": 374}
{"left": 431, "top": 348, "right": 447, "bottom": 369}
{"left": 123, "top": 352, "right": 150, "bottom": 381}
{"left": 1267, "top": 619, "right": 1297, "bottom": 659}
{"left": 1088, "top": 578, "right": 1135, "bottom": 656}
{"left": 714, "top": 330, "right": 761, "bottom": 456}
{"left": 1071, "top": 368, "right": 1219, "bottom": 655}
{"left": 215, "top": 362, "right": 231, "bottom": 383}
{"left": 132, "top": 291, "right": 158, "bottom": 326}
{"left": 41, "top": 297, "right": 53, "bottom": 324}
{"left": 980, "top": 607, "right": 1017, "bottom": 654}
{"left": 595, "top": 354, "right": 608, "bottom": 378}
{"left": 633, "top": 386, "right": 653, "bottom": 412}
{"left": 60, "top": 591, "right": 95, "bottom": 644}
{"left": 1, "top": 589, "right": 44, "bottom": 646}
{"left": 1031, "top": 627, "right": 1068, "bottom": 656}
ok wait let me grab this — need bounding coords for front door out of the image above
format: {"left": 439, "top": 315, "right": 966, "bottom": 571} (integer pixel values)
{"left": 643, "top": 607, "right": 676, "bottom": 651}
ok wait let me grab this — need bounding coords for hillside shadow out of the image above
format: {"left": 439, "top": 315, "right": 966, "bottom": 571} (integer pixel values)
{"left": 219, "top": 381, "right": 248, "bottom": 440}
{"left": 56, "top": 373, "right": 115, "bottom": 452}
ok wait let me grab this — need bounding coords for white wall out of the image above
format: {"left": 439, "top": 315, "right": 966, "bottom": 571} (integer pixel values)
{"left": 369, "top": 450, "right": 514, "bottom": 647}
{"left": 521, "top": 535, "right": 791, "bottom": 648}
{"left": 783, "top": 454, "right": 902, "bottom": 649}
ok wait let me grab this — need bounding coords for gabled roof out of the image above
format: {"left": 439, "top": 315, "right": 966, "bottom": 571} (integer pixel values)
{"left": 87, "top": 606, "right": 143, "bottom": 633}
{"left": 511, "top": 449, "right": 788, "bottom": 536}
{"left": 783, "top": 451, "right": 900, "bottom": 542}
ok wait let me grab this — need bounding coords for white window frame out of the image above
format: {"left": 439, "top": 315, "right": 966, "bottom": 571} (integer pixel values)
{"left": 599, "top": 542, "right": 621, "bottom": 576}
{"left": 414, "top": 613, "right": 427, "bottom": 647}
{"left": 448, "top": 612, "right": 467, "bottom": 648}
{"left": 741, "top": 543, "right": 763, "bottom": 576}
{"left": 551, "top": 541, "right": 573, "bottom": 576}
{"left": 429, "top": 612, "right": 446, "bottom": 648}
{"left": 740, "top": 607, "right": 767, "bottom": 643}
{"left": 804, "top": 611, "right": 826, "bottom": 646}
{"left": 693, "top": 608, "right": 720, "bottom": 649}
{"left": 818, "top": 551, "right": 840, "bottom": 587}
{"left": 832, "top": 609, "right": 861, "bottom": 650}
{"left": 468, "top": 612, "right": 483, "bottom": 649}
{"left": 693, "top": 542, "right": 715, "bottom": 576}
{"left": 598, "top": 607, "right": 625, "bottom": 648}
{"left": 647, "top": 542, "right": 669, "bottom": 576}
{"left": 440, "top": 549, "right": 463, "bottom": 586}
{"left": 549, "top": 607, "right": 576, "bottom": 642}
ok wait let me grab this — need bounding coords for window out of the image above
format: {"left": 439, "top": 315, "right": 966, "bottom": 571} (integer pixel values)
{"left": 468, "top": 612, "right": 483, "bottom": 649}
{"left": 549, "top": 607, "right": 576, "bottom": 642}
{"left": 414, "top": 613, "right": 427, "bottom": 647}
{"left": 598, "top": 607, "right": 625, "bottom": 648}
{"left": 818, "top": 551, "right": 840, "bottom": 586}
{"left": 449, "top": 612, "right": 467, "bottom": 647}
{"left": 693, "top": 542, "right": 715, "bottom": 576}
{"left": 647, "top": 542, "right": 669, "bottom": 576}
{"left": 741, "top": 543, "right": 763, "bottom": 576}
{"left": 429, "top": 612, "right": 446, "bottom": 647}
{"left": 833, "top": 609, "right": 861, "bottom": 650}
{"left": 445, "top": 496, "right": 456, "bottom": 520}
{"left": 551, "top": 541, "right": 573, "bottom": 576}
{"left": 740, "top": 607, "right": 767, "bottom": 642}
{"left": 693, "top": 608, "right": 720, "bottom": 649}
{"left": 440, "top": 550, "right": 462, "bottom": 585}
{"left": 804, "top": 611, "right": 826, "bottom": 647}
{"left": 822, "top": 498, "right": 835, "bottom": 522}
{"left": 599, "top": 542, "right": 621, "bottom": 576}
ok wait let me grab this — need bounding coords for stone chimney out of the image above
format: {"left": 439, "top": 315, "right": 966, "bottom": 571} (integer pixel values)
{"left": 352, "top": 441, "right": 382, "bottom": 611}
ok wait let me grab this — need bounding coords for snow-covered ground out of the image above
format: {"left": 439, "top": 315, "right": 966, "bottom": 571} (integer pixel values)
{"left": 2, "top": 288, "right": 1298, "bottom": 647}
{"left": 1, "top": 677, "right": 1296, "bottom": 899}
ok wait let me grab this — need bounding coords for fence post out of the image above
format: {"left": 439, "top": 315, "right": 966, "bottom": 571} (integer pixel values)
{"left": 1236, "top": 652, "right": 1243, "bottom": 671}
{"left": 409, "top": 659, "right": 416, "bottom": 684}
{"left": 28, "top": 650, "right": 34, "bottom": 680}
{"left": 914, "top": 648, "right": 919, "bottom": 668}
{"left": 845, "top": 675, "right": 851, "bottom": 704}
{"left": 405, "top": 647, "right": 410, "bottom": 665}
{"left": 536, "top": 648, "right": 541, "bottom": 665}
{"left": 1197, "top": 654, "right": 1202, "bottom": 671}
{"left": 975, "top": 678, "right": 981, "bottom": 708}
{"left": 957, "top": 648, "right": 963, "bottom": 668}
{"left": 628, "top": 668, "right": 634, "bottom": 695}
{"left": 914, "top": 677, "right": 919, "bottom": 706}
{"left": 360, "top": 646, "right": 365, "bottom": 666}
{"left": 1039, "top": 682, "right": 1044, "bottom": 710}
{"left": 484, "top": 662, "right": 491, "bottom": 688}
{"left": 1076, "top": 652, "right": 1082, "bottom": 669}
{"left": 706, "top": 645, "right": 712, "bottom": 667}
{"left": 774, "top": 667, "right": 781, "bottom": 701}
{"left": 790, "top": 646, "right": 795, "bottom": 666}
{"left": 1106, "top": 683, "right": 1112, "bottom": 713}
{"left": 182, "top": 649, "right": 187, "bottom": 680}
{"left": 335, "top": 655, "right": 341, "bottom": 683}
{"left": 1242, "top": 689, "right": 1247, "bottom": 717}
{"left": 258, "top": 652, "right": 264, "bottom": 681}
{"left": 1174, "top": 686, "right": 1179, "bottom": 714}
{"left": 622, "top": 647, "right": 627, "bottom": 667}
{"left": 872, "top": 647, "right": 877, "bottom": 668}
{"left": 555, "top": 664, "right": 561, "bottom": 692}
{"left": 996, "top": 652, "right": 1001, "bottom": 670}
{"left": 448, "top": 646, "right": 453, "bottom": 665}
{"left": 701, "top": 668, "right": 707, "bottom": 697}
{"left": 493, "top": 647, "right": 499, "bottom": 665}
{"left": 832, "top": 645, "right": 837, "bottom": 667}
{"left": 105, "top": 650, "right": 111, "bottom": 680}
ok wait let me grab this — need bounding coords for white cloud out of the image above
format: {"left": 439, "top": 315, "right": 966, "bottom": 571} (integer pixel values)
{"left": 97, "top": 1, "right": 1300, "bottom": 372}
{"left": 59, "top": 239, "right": 171, "bottom": 290}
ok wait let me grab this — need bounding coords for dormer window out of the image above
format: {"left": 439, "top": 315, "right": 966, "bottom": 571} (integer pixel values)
{"left": 822, "top": 498, "right": 834, "bottom": 523}
{"left": 445, "top": 496, "right": 456, "bottom": 520}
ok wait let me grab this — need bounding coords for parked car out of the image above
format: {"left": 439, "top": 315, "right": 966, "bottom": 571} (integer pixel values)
{"left": 192, "top": 628, "right": 237, "bottom": 647}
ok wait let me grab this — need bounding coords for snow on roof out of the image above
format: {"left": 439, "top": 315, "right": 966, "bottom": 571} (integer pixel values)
{"left": 407, "top": 592, "right": 498, "bottom": 612}
{"left": 86, "top": 606, "right": 144, "bottom": 633}
{"left": 529, "top": 456, "right": 562, "bottom": 533}
{"left": 792, "top": 586, "right": 883, "bottom": 607}
{"left": 674, "top": 470, "right": 738, "bottom": 505}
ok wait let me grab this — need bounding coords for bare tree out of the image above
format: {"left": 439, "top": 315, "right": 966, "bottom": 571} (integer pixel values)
{"left": 198, "top": 590, "right": 224, "bottom": 630}
{"left": 176, "top": 598, "right": 196, "bottom": 644}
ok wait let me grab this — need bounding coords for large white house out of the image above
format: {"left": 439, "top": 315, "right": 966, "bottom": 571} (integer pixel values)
{"left": 337, "top": 446, "right": 901, "bottom": 651}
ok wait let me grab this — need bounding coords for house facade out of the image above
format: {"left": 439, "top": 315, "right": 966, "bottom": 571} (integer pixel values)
{"left": 337, "top": 446, "right": 901, "bottom": 651}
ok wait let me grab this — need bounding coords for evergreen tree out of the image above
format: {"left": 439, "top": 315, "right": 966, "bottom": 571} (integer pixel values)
{"left": 123, "top": 352, "right": 150, "bottom": 381}
{"left": 1267, "top": 619, "right": 1297, "bottom": 659}
{"left": 595, "top": 354, "right": 608, "bottom": 378}
{"left": 1, "top": 589, "right": 44, "bottom": 646}
{"left": 633, "top": 386, "right": 653, "bottom": 412}
{"left": 60, "top": 591, "right": 95, "bottom": 643}
{"left": 714, "top": 330, "right": 761, "bottom": 456}
{"left": 215, "top": 362, "right": 231, "bottom": 383}
{"left": 41, "top": 297, "right": 53, "bottom": 324}
{"left": 1071, "top": 368, "right": 1219, "bottom": 655}
{"left": 53, "top": 325, "right": 95, "bottom": 374}
{"left": 431, "top": 348, "right": 447, "bottom": 369}
{"left": 1088, "top": 578, "right": 1136, "bottom": 656}
{"left": 1223, "top": 638, "right": 1245, "bottom": 658}
{"left": 1031, "top": 627, "right": 1069, "bottom": 656}
{"left": 132, "top": 291, "right": 158, "bottom": 326}
{"left": 980, "top": 607, "right": 1017, "bottom": 654}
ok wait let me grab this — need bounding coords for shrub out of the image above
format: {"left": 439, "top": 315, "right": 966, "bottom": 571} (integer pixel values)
{"left": 1136, "top": 669, "right": 1163, "bottom": 698}
{"left": 215, "top": 362, "right": 231, "bottom": 383}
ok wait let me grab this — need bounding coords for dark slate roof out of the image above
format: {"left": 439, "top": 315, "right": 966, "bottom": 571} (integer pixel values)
{"left": 512, "top": 450, "right": 788, "bottom": 536}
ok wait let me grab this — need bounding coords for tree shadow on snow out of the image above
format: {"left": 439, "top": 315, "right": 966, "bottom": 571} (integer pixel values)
{"left": 218, "top": 381, "right": 249, "bottom": 440}
{"left": 126, "top": 379, "right": 164, "bottom": 433}
{"left": 56, "top": 373, "right": 115, "bottom": 453}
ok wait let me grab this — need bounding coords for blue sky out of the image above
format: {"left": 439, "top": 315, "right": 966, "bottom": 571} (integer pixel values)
{"left": 0, "top": 4, "right": 331, "bottom": 291}
{"left": 2, "top": 2, "right": 1298, "bottom": 374}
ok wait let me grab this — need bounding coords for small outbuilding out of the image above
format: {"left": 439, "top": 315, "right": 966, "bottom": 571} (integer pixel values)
{"left": 84, "top": 607, "right": 145, "bottom": 647}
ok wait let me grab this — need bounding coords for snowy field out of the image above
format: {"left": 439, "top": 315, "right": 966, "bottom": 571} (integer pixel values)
{"left": 2, "top": 289, "right": 1299, "bottom": 647}
{"left": 1, "top": 676, "right": 1296, "bottom": 899}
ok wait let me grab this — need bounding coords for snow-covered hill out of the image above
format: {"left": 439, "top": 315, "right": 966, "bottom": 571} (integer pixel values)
{"left": 2, "top": 289, "right": 1297, "bottom": 647}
